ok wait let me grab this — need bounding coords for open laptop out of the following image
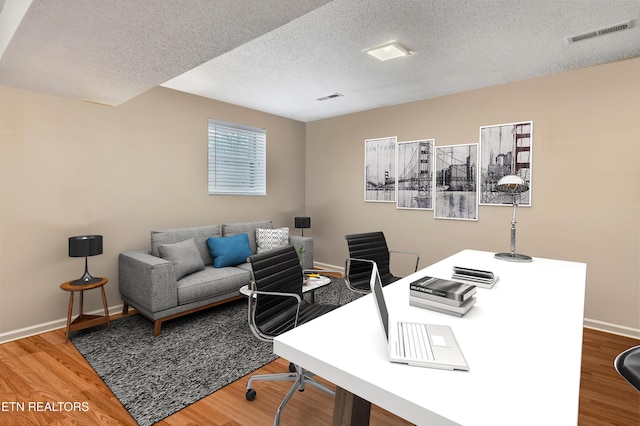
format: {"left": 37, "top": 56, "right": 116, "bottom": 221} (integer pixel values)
{"left": 370, "top": 263, "right": 469, "bottom": 371}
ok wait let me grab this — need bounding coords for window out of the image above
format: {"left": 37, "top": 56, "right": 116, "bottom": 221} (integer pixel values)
{"left": 208, "top": 119, "right": 266, "bottom": 195}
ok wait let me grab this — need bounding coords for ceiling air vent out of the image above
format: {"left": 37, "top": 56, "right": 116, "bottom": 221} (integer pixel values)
{"left": 568, "top": 20, "right": 634, "bottom": 43}
{"left": 317, "top": 93, "right": 343, "bottom": 101}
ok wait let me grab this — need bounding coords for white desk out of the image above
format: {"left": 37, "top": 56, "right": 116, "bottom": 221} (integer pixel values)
{"left": 274, "top": 250, "right": 586, "bottom": 425}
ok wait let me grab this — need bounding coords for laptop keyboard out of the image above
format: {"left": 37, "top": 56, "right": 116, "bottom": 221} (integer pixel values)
{"left": 398, "top": 322, "right": 434, "bottom": 361}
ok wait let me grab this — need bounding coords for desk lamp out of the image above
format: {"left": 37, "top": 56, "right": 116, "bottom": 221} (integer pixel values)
{"left": 68, "top": 235, "right": 103, "bottom": 285}
{"left": 494, "top": 175, "right": 532, "bottom": 262}
{"left": 294, "top": 217, "right": 311, "bottom": 236}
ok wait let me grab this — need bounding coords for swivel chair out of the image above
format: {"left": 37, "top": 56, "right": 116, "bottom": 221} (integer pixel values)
{"left": 245, "top": 245, "right": 338, "bottom": 425}
{"left": 344, "top": 231, "right": 420, "bottom": 294}
{"left": 614, "top": 345, "right": 640, "bottom": 392}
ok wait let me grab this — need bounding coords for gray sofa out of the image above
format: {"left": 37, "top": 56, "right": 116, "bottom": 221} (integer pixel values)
{"left": 118, "top": 220, "right": 313, "bottom": 336}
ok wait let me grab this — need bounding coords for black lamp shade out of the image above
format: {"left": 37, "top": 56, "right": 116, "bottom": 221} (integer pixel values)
{"left": 69, "top": 235, "right": 103, "bottom": 257}
{"left": 68, "top": 235, "right": 103, "bottom": 285}
{"left": 294, "top": 217, "right": 311, "bottom": 229}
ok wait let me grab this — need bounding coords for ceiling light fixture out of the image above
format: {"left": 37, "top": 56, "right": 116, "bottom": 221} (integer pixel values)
{"left": 365, "top": 41, "right": 411, "bottom": 61}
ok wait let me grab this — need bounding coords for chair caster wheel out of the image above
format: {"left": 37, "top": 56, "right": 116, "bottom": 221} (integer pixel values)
{"left": 289, "top": 363, "right": 296, "bottom": 373}
{"left": 246, "top": 389, "right": 256, "bottom": 401}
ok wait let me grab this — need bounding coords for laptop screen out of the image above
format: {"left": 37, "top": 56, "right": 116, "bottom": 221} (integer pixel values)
{"left": 370, "top": 263, "right": 390, "bottom": 340}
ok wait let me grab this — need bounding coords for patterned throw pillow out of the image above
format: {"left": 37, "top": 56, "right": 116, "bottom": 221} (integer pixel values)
{"left": 256, "top": 227, "right": 289, "bottom": 253}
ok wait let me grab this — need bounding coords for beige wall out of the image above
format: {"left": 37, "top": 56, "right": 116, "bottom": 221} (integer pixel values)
{"left": 0, "top": 86, "right": 307, "bottom": 336}
{"left": 305, "top": 57, "right": 640, "bottom": 334}
{"left": 1, "top": 57, "right": 638, "bottom": 340}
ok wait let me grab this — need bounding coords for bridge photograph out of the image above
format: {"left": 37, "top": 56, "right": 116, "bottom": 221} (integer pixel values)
{"left": 435, "top": 143, "right": 478, "bottom": 221}
{"left": 479, "top": 121, "right": 533, "bottom": 206}
{"left": 396, "top": 139, "right": 434, "bottom": 210}
{"left": 365, "top": 136, "right": 397, "bottom": 202}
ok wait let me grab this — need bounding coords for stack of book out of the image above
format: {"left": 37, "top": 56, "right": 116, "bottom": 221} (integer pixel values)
{"left": 409, "top": 276, "right": 477, "bottom": 317}
{"left": 451, "top": 266, "right": 499, "bottom": 289}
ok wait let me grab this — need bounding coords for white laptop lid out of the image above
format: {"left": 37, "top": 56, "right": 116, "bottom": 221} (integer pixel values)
{"left": 369, "top": 263, "right": 469, "bottom": 371}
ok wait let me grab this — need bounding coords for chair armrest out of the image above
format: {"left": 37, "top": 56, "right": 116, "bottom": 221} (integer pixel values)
{"left": 343, "top": 258, "right": 376, "bottom": 294}
{"left": 247, "top": 286, "right": 303, "bottom": 342}
{"left": 118, "top": 251, "right": 178, "bottom": 313}
{"left": 248, "top": 289, "right": 302, "bottom": 303}
{"left": 289, "top": 235, "right": 313, "bottom": 270}
{"left": 389, "top": 250, "right": 420, "bottom": 272}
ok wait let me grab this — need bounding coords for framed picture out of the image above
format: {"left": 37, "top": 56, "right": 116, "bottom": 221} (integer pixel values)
{"left": 435, "top": 144, "right": 478, "bottom": 221}
{"left": 364, "top": 136, "right": 397, "bottom": 202}
{"left": 479, "top": 121, "right": 533, "bottom": 206}
{"left": 396, "top": 139, "right": 434, "bottom": 210}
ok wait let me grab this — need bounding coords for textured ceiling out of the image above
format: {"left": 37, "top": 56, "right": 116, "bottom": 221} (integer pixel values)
{"left": 0, "top": 0, "right": 332, "bottom": 106}
{"left": 1, "top": 0, "right": 639, "bottom": 122}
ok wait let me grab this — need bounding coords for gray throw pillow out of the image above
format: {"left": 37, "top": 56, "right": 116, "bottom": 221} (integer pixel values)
{"left": 158, "top": 238, "right": 205, "bottom": 280}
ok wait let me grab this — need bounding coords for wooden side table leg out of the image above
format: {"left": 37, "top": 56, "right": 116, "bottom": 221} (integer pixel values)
{"left": 78, "top": 290, "right": 84, "bottom": 320}
{"left": 100, "top": 286, "right": 111, "bottom": 331}
{"left": 65, "top": 292, "right": 74, "bottom": 343}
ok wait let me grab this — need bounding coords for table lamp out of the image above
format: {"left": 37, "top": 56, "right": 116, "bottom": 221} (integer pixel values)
{"left": 69, "top": 235, "right": 103, "bottom": 285}
{"left": 494, "top": 175, "right": 532, "bottom": 262}
{"left": 294, "top": 217, "right": 311, "bottom": 236}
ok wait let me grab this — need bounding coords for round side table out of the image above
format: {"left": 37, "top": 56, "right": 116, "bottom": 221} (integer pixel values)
{"left": 60, "top": 277, "right": 111, "bottom": 343}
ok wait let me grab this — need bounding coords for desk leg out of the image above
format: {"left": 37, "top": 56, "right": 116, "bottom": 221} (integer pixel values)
{"left": 65, "top": 292, "right": 74, "bottom": 343}
{"left": 100, "top": 286, "right": 111, "bottom": 331}
{"left": 332, "top": 386, "right": 371, "bottom": 426}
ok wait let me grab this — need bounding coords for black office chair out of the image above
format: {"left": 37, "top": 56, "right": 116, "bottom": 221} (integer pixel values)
{"left": 344, "top": 231, "right": 420, "bottom": 294}
{"left": 614, "top": 345, "right": 640, "bottom": 392}
{"left": 245, "top": 245, "right": 339, "bottom": 426}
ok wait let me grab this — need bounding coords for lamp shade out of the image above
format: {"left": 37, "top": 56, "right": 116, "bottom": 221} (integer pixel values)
{"left": 69, "top": 235, "right": 103, "bottom": 258}
{"left": 294, "top": 217, "right": 311, "bottom": 229}
{"left": 495, "top": 175, "right": 529, "bottom": 194}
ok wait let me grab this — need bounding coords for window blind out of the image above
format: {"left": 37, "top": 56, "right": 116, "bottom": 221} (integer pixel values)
{"left": 208, "top": 119, "right": 266, "bottom": 195}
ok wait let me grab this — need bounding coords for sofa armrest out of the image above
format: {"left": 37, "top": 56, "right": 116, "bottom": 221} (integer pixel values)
{"left": 118, "top": 251, "right": 178, "bottom": 313}
{"left": 289, "top": 235, "right": 313, "bottom": 270}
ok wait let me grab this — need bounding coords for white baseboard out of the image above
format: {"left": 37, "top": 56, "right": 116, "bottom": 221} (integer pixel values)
{"left": 584, "top": 318, "right": 640, "bottom": 339}
{"left": 0, "top": 304, "right": 124, "bottom": 344}
{"left": 314, "top": 261, "right": 343, "bottom": 272}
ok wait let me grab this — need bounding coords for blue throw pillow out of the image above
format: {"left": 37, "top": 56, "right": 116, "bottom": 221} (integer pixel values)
{"left": 206, "top": 234, "right": 252, "bottom": 268}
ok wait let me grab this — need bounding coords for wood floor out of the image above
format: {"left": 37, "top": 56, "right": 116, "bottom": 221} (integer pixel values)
{"left": 0, "top": 318, "right": 638, "bottom": 425}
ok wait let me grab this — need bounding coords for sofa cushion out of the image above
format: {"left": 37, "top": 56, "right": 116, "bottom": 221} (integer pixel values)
{"left": 151, "top": 225, "right": 221, "bottom": 266}
{"left": 176, "top": 266, "right": 250, "bottom": 305}
{"left": 256, "top": 227, "right": 290, "bottom": 253}
{"left": 222, "top": 220, "right": 272, "bottom": 254}
{"left": 207, "top": 234, "right": 253, "bottom": 268}
{"left": 157, "top": 238, "right": 205, "bottom": 280}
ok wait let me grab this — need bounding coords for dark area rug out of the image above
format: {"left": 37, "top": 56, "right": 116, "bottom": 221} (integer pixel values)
{"left": 71, "top": 277, "right": 360, "bottom": 425}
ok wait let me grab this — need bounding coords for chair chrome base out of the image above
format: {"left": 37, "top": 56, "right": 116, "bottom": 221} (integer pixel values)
{"left": 495, "top": 252, "right": 532, "bottom": 262}
{"left": 246, "top": 364, "right": 335, "bottom": 426}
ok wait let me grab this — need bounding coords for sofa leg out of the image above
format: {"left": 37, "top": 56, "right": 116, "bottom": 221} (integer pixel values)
{"left": 153, "top": 320, "right": 162, "bottom": 337}
{"left": 122, "top": 302, "right": 129, "bottom": 315}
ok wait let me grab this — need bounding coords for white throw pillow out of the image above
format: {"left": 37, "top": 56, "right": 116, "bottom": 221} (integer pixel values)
{"left": 256, "top": 227, "right": 289, "bottom": 253}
